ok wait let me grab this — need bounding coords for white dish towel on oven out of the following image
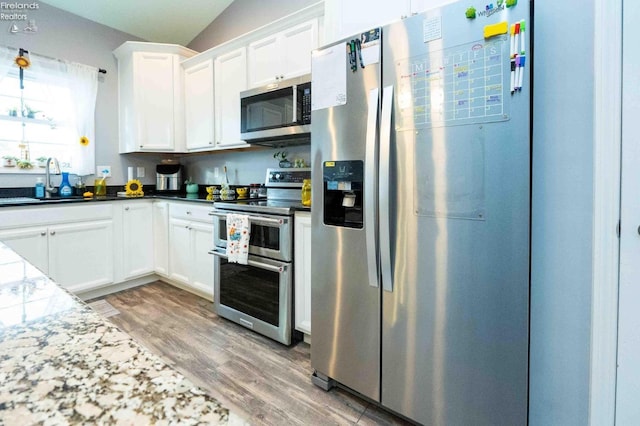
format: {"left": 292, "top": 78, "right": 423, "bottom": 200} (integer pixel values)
{"left": 226, "top": 213, "right": 250, "bottom": 264}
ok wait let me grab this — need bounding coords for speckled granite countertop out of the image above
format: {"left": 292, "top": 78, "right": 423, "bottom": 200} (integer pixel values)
{"left": 0, "top": 242, "right": 245, "bottom": 425}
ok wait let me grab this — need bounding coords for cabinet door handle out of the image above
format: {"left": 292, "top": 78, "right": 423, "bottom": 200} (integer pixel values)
{"left": 209, "top": 141, "right": 213, "bottom": 145}
{"left": 280, "top": 75, "right": 284, "bottom": 79}
{"left": 40, "top": 232, "right": 46, "bottom": 236}
{"left": 125, "top": 207, "right": 130, "bottom": 211}
{"left": 186, "top": 211, "right": 192, "bottom": 215}
{"left": 50, "top": 231, "right": 56, "bottom": 236}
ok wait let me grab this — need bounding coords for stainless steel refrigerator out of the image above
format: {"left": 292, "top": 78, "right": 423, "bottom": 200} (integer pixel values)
{"left": 310, "top": 2, "right": 530, "bottom": 425}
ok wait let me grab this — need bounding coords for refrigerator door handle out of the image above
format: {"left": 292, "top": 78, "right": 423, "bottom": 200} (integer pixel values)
{"left": 380, "top": 85, "right": 394, "bottom": 293}
{"left": 365, "top": 88, "right": 380, "bottom": 288}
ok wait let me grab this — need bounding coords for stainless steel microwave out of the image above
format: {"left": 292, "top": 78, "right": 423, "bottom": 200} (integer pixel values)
{"left": 240, "top": 75, "right": 311, "bottom": 145}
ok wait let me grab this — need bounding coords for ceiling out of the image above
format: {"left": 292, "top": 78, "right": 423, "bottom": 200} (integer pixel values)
{"left": 42, "top": 0, "right": 236, "bottom": 45}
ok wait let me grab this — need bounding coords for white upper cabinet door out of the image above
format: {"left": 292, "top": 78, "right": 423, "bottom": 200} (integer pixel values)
{"left": 281, "top": 19, "right": 318, "bottom": 80}
{"left": 214, "top": 48, "right": 248, "bottom": 149}
{"left": 184, "top": 59, "right": 215, "bottom": 150}
{"left": 114, "top": 42, "right": 195, "bottom": 153}
{"left": 248, "top": 34, "right": 281, "bottom": 88}
{"left": 134, "top": 52, "right": 177, "bottom": 151}
{"left": 248, "top": 18, "right": 319, "bottom": 88}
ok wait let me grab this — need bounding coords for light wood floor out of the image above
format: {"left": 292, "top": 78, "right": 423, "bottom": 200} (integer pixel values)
{"left": 98, "top": 281, "right": 412, "bottom": 426}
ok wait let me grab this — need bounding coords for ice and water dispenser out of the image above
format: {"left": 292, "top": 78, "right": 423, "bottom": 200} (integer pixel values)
{"left": 323, "top": 160, "right": 363, "bottom": 228}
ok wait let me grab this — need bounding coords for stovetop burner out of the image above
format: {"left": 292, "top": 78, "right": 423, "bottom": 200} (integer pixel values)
{"left": 214, "top": 167, "right": 310, "bottom": 215}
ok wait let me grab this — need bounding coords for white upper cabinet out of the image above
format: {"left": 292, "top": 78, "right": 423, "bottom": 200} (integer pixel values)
{"left": 214, "top": 47, "right": 248, "bottom": 149}
{"left": 113, "top": 42, "right": 196, "bottom": 153}
{"left": 324, "top": 0, "right": 456, "bottom": 43}
{"left": 184, "top": 59, "right": 215, "bottom": 150}
{"left": 247, "top": 34, "right": 281, "bottom": 88}
{"left": 248, "top": 18, "right": 318, "bottom": 88}
{"left": 324, "top": 0, "right": 409, "bottom": 42}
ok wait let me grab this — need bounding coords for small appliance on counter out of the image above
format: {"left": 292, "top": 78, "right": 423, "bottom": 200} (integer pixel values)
{"left": 156, "top": 164, "right": 182, "bottom": 192}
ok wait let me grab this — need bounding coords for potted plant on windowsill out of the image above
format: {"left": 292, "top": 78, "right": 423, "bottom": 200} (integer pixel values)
{"left": 273, "top": 150, "right": 291, "bottom": 168}
{"left": 23, "top": 105, "right": 40, "bottom": 119}
{"left": 36, "top": 157, "right": 48, "bottom": 168}
{"left": 17, "top": 159, "right": 33, "bottom": 169}
{"left": 2, "top": 155, "right": 18, "bottom": 167}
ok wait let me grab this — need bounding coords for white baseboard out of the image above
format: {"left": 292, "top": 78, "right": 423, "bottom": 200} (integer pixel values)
{"left": 78, "top": 274, "right": 160, "bottom": 301}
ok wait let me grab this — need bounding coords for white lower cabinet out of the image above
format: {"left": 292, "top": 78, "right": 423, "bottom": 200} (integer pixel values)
{"left": 0, "top": 226, "right": 49, "bottom": 274}
{"left": 0, "top": 219, "right": 114, "bottom": 293}
{"left": 168, "top": 203, "right": 214, "bottom": 300}
{"left": 0, "top": 204, "right": 115, "bottom": 294}
{"left": 294, "top": 211, "right": 312, "bottom": 336}
{"left": 153, "top": 201, "right": 169, "bottom": 276}
{"left": 48, "top": 220, "right": 114, "bottom": 293}
{"left": 120, "top": 201, "right": 154, "bottom": 281}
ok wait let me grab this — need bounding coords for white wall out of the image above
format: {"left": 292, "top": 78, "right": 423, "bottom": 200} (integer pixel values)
{"left": 529, "top": 0, "right": 595, "bottom": 424}
{"left": 0, "top": 2, "right": 165, "bottom": 189}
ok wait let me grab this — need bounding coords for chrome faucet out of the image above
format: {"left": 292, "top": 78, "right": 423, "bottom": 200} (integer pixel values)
{"left": 45, "top": 157, "right": 60, "bottom": 198}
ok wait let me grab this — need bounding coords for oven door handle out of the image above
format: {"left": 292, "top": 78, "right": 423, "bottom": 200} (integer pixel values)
{"left": 208, "top": 211, "right": 287, "bottom": 225}
{"left": 208, "top": 249, "right": 286, "bottom": 273}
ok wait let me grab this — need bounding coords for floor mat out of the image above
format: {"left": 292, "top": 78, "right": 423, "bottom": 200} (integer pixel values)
{"left": 88, "top": 299, "right": 120, "bottom": 318}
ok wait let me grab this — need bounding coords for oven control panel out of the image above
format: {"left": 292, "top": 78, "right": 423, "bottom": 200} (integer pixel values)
{"left": 266, "top": 168, "right": 311, "bottom": 187}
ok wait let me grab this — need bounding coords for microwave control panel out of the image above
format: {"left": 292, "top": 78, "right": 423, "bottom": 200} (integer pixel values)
{"left": 300, "top": 83, "right": 311, "bottom": 124}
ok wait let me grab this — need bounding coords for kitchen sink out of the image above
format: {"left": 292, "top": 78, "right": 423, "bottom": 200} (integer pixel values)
{"left": 0, "top": 196, "right": 88, "bottom": 205}
{"left": 0, "top": 197, "right": 41, "bottom": 204}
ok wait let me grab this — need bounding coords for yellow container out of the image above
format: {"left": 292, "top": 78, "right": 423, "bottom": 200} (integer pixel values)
{"left": 301, "top": 179, "right": 311, "bottom": 207}
{"left": 94, "top": 178, "right": 107, "bottom": 196}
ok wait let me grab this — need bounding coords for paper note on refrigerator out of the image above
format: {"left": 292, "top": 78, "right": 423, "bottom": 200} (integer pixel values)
{"left": 312, "top": 46, "right": 347, "bottom": 111}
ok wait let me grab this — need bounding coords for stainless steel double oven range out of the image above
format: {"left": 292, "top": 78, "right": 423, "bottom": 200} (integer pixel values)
{"left": 209, "top": 168, "right": 310, "bottom": 345}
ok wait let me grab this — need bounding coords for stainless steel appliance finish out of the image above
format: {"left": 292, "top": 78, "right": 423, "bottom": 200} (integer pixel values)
{"left": 156, "top": 164, "right": 182, "bottom": 192}
{"left": 240, "top": 75, "right": 312, "bottom": 145}
{"left": 210, "top": 247, "right": 294, "bottom": 345}
{"left": 211, "top": 167, "right": 309, "bottom": 345}
{"left": 311, "top": 4, "right": 530, "bottom": 425}
{"left": 210, "top": 210, "right": 292, "bottom": 261}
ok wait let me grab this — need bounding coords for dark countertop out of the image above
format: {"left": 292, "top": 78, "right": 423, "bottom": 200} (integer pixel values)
{"left": 0, "top": 193, "right": 315, "bottom": 211}
{"left": 0, "top": 194, "right": 215, "bottom": 208}
{"left": 0, "top": 242, "right": 244, "bottom": 424}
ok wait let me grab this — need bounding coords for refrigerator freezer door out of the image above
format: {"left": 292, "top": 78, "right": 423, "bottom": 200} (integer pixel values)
{"left": 310, "top": 34, "right": 382, "bottom": 401}
{"left": 380, "top": 5, "right": 530, "bottom": 426}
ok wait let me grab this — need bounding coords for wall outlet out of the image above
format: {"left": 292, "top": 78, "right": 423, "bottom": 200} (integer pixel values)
{"left": 97, "top": 165, "right": 111, "bottom": 177}
{"left": 136, "top": 166, "right": 145, "bottom": 178}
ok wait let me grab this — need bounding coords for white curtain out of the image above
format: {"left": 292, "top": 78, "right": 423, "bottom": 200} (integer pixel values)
{"left": 0, "top": 46, "right": 14, "bottom": 83}
{"left": 10, "top": 48, "right": 99, "bottom": 176}
{"left": 65, "top": 62, "right": 98, "bottom": 176}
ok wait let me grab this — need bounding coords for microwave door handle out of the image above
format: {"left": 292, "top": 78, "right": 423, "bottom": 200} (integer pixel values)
{"left": 292, "top": 85, "right": 297, "bottom": 123}
{"left": 209, "top": 249, "right": 285, "bottom": 273}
